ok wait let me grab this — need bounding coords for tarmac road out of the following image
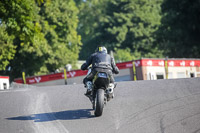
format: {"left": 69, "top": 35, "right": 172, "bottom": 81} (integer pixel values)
{"left": 0, "top": 78, "right": 200, "bottom": 133}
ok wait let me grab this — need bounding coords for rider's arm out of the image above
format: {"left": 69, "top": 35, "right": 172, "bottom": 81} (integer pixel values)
{"left": 111, "top": 57, "right": 119, "bottom": 74}
{"left": 81, "top": 55, "right": 93, "bottom": 70}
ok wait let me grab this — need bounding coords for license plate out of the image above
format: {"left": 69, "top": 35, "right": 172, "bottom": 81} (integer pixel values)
{"left": 98, "top": 73, "right": 107, "bottom": 78}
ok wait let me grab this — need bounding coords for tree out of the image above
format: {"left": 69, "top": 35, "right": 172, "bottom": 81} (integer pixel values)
{"left": 114, "top": 48, "right": 135, "bottom": 62}
{"left": 156, "top": 0, "right": 200, "bottom": 58}
{"left": 0, "top": 0, "right": 81, "bottom": 79}
{"left": 78, "top": 0, "right": 164, "bottom": 60}
{"left": 0, "top": 0, "right": 49, "bottom": 78}
{"left": 0, "top": 24, "right": 16, "bottom": 71}
{"left": 76, "top": 0, "right": 108, "bottom": 59}
{"left": 39, "top": 0, "right": 81, "bottom": 73}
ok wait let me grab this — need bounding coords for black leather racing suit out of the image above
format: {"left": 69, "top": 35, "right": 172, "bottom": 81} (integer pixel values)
{"left": 81, "top": 51, "right": 119, "bottom": 84}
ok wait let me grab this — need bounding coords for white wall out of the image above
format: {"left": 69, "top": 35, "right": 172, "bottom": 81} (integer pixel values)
{"left": 168, "top": 67, "right": 197, "bottom": 79}
{"left": 146, "top": 67, "right": 166, "bottom": 80}
{"left": 146, "top": 66, "right": 198, "bottom": 80}
{"left": 0, "top": 78, "right": 9, "bottom": 90}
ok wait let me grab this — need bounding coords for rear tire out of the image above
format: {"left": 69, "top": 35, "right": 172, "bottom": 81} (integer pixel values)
{"left": 94, "top": 89, "right": 104, "bottom": 117}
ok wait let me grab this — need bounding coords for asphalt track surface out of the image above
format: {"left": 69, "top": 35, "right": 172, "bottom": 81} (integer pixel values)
{"left": 0, "top": 78, "right": 200, "bottom": 133}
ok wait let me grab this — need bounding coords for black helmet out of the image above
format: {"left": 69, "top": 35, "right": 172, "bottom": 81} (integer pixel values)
{"left": 95, "top": 46, "right": 107, "bottom": 54}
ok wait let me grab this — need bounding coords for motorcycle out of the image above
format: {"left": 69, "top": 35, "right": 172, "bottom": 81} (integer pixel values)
{"left": 85, "top": 68, "right": 115, "bottom": 117}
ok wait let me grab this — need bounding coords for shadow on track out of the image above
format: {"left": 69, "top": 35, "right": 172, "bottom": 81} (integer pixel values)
{"left": 6, "top": 109, "right": 94, "bottom": 122}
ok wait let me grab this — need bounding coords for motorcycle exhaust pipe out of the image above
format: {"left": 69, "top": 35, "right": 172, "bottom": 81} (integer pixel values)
{"left": 107, "top": 83, "right": 114, "bottom": 94}
{"left": 106, "top": 84, "right": 115, "bottom": 101}
{"left": 107, "top": 88, "right": 113, "bottom": 94}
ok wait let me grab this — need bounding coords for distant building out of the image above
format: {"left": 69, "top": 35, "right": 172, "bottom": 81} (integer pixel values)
{"left": 0, "top": 76, "right": 9, "bottom": 90}
{"left": 131, "top": 58, "right": 200, "bottom": 80}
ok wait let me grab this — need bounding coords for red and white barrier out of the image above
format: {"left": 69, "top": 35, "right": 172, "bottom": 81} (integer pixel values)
{"left": 138, "top": 59, "right": 200, "bottom": 67}
{"left": 14, "top": 59, "right": 200, "bottom": 85}
{"left": 14, "top": 61, "right": 133, "bottom": 85}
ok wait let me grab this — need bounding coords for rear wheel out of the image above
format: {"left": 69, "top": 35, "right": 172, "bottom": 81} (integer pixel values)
{"left": 94, "top": 89, "right": 104, "bottom": 116}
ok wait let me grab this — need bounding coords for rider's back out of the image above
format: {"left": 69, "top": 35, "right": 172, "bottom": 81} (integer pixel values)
{"left": 91, "top": 52, "right": 112, "bottom": 70}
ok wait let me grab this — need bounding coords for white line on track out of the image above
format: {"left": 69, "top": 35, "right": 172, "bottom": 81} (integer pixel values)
{"left": 29, "top": 92, "right": 69, "bottom": 133}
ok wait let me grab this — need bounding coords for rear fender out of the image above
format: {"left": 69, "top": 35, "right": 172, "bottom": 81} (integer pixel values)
{"left": 93, "top": 72, "right": 110, "bottom": 89}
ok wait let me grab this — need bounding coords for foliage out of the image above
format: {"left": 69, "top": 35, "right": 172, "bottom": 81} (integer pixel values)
{"left": 114, "top": 48, "right": 135, "bottom": 62}
{"left": 0, "top": 0, "right": 47, "bottom": 78}
{"left": 77, "top": 0, "right": 164, "bottom": 59}
{"left": 0, "top": 0, "right": 81, "bottom": 79}
{"left": 0, "top": 25, "right": 16, "bottom": 71}
{"left": 156, "top": 0, "right": 200, "bottom": 58}
{"left": 113, "top": 47, "right": 164, "bottom": 62}
{"left": 76, "top": 0, "right": 108, "bottom": 59}
{"left": 38, "top": 0, "right": 81, "bottom": 73}
{"left": 2, "top": 0, "right": 199, "bottom": 80}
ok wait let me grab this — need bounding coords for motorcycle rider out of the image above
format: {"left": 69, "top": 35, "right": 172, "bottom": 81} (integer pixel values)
{"left": 81, "top": 46, "right": 119, "bottom": 96}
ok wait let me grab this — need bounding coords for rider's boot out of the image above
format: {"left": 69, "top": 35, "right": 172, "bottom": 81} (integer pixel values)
{"left": 84, "top": 81, "right": 93, "bottom": 96}
{"left": 107, "top": 83, "right": 116, "bottom": 101}
{"left": 111, "top": 83, "right": 117, "bottom": 98}
{"left": 112, "top": 82, "right": 117, "bottom": 98}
